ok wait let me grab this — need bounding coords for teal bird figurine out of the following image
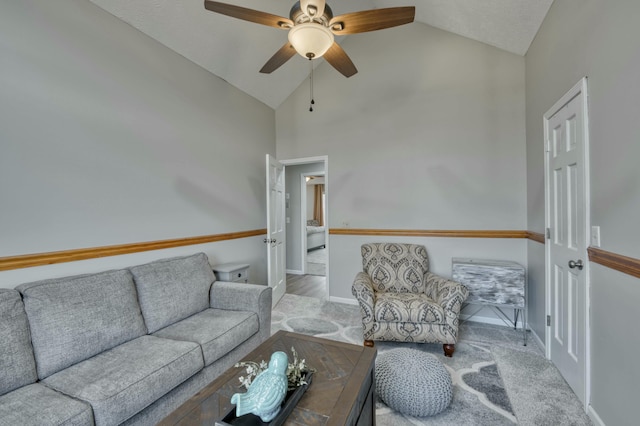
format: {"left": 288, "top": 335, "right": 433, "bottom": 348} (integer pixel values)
{"left": 231, "top": 351, "right": 289, "bottom": 422}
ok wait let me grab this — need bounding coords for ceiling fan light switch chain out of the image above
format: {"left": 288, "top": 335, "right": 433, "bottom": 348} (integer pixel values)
{"left": 309, "top": 59, "right": 315, "bottom": 112}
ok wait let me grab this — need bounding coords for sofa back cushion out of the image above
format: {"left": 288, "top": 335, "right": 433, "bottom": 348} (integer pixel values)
{"left": 361, "top": 243, "right": 429, "bottom": 293}
{"left": 129, "top": 252, "right": 215, "bottom": 333}
{"left": 17, "top": 269, "right": 147, "bottom": 379}
{"left": 0, "top": 289, "right": 38, "bottom": 396}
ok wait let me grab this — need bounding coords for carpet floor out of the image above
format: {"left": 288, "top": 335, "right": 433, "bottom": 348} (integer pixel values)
{"left": 272, "top": 294, "right": 592, "bottom": 426}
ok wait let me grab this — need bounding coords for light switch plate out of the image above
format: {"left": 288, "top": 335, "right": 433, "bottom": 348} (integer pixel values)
{"left": 591, "top": 226, "right": 601, "bottom": 247}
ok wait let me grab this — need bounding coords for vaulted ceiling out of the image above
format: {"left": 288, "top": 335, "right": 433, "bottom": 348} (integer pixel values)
{"left": 89, "top": 0, "right": 553, "bottom": 109}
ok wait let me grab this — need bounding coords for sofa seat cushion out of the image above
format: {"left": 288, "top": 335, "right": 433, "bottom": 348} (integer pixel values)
{"left": 0, "top": 289, "right": 37, "bottom": 396}
{"left": 374, "top": 293, "right": 445, "bottom": 323}
{"left": 0, "top": 383, "right": 94, "bottom": 426}
{"left": 17, "top": 269, "right": 147, "bottom": 379}
{"left": 129, "top": 253, "right": 215, "bottom": 333}
{"left": 43, "top": 335, "right": 204, "bottom": 426}
{"left": 153, "top": 308, "right": 259, "bottom": 366}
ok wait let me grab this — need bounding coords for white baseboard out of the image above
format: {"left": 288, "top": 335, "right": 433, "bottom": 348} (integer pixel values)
{"left": 588, "top": 405, "right": 605, "bottom": 426}
{"left": 530, "top": 329, "right": 546, "bottom": 352}
{"left": 329, "top": 296, "right": 358, "bottom": 306}
{"left": 285, "top": 269, "right": 303, "bottom": 275}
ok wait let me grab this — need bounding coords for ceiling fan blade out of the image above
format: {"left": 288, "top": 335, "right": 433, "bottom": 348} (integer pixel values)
{"left": 323, "top": 42, "right": 357, "bottom": 77}
{"left": 329, "top": 7, "right": 415, "bottom": 35}
{"left": 204, "top": 0, "right": 293, "bottom": 29}
{"left": 260, "top": 43, "right": 297, "bottom": 74}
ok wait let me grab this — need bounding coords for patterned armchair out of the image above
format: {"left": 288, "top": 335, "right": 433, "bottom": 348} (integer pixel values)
{"left": 352, "top": 243, "right": 469, "bottom": 357}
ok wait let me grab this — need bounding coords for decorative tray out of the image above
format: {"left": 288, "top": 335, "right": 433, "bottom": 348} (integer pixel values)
{"left": 216, "top": 371, "right": 313, "bottom": 426}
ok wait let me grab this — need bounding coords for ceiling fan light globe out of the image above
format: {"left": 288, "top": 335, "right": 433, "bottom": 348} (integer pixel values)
{"left": 288, "top": 23, "right": 334, "bottom": 59}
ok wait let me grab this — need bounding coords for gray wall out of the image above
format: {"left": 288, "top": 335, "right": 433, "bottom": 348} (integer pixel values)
{"left": 276, "top": 22, "right": 528, "bottom": 317}
{"left": 526, "top": 1, "right": 640, "bottom": 424}
{"left": 0, "top": 0, "right": 275, "bottom": 288}
{"left": 284, "top": 163, "right": 324, "bottom": 272}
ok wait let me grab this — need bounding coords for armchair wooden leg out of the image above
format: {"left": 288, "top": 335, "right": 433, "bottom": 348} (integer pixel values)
{"left": 364, "top": 340, "right": 375, "bottom": 348}
{"left": 443, "top": 344, "right": 455, "bottom": 357}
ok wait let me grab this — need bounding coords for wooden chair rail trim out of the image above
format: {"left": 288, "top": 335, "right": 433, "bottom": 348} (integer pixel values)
{"left": 329, "top": 229, "right": 528, "bottom": 238}
{"left": 0, "top": 229, "right": 267, "bottom": 272}
{"left": 526, "top": 231, "right": 546, "bottom": 244}
{"left": 328, "top": 228, "right": 639, "bottom": 278}
{"left": 588, "top": 247, "right": 640, "bottom": 279}
{"left": 3, "top": 228, "right": 637, "bottom": 279}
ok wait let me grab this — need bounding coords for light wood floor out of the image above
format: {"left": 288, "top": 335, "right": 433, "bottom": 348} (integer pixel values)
{"left": 286, "top": 274, "right": 327, "bottom": 299}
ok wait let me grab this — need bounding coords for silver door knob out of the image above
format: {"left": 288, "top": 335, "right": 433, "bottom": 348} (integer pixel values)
{"left": 568, "top": 259, "right": 584, "bottom": 270}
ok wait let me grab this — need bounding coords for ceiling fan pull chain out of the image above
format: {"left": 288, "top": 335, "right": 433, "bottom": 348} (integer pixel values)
{"left": 309, "top": 59, "right": 315, "bottom": 112}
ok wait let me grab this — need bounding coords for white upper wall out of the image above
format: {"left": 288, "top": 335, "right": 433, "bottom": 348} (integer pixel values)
{"left": 276, "top": 22, "right": 527, "bottom": 301}
{"left": 0, "top": 0, "right": 275, "bottom": 287}
{"left": 277, "top": 22, "right": 527, "bottom": 231}
{"left": 526, "top": 0, "right": 640, "bottom": 256}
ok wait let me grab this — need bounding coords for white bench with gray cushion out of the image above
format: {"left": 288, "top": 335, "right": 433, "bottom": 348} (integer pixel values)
{"left": 0, "top": 253, "right": 272, "bottom": 426}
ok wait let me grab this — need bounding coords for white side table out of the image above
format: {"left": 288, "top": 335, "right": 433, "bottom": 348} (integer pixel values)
{"left": 452, "top": 258, "right": 527, "bottom": 345}
{"left": 212, "top": 263, "right": 250, "bottom": 283}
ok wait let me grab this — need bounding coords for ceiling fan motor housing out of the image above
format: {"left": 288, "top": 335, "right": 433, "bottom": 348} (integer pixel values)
{"left": 290, "top": 1, "right": 333, "bottom": 26}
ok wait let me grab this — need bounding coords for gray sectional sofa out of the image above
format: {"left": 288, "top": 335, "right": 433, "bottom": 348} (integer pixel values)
{"left": 0, "top": 253, "right": 272, "bottom": 426}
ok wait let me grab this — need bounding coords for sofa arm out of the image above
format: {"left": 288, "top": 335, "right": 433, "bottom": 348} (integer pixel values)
{"left": 352, "top": 272, "right": 376, "bottom": 340}
{"left": 425, "top": 272, "right": 469, "bottom": 315}
{"left": 210, "top": 282, "right": 272, "bottom": 342}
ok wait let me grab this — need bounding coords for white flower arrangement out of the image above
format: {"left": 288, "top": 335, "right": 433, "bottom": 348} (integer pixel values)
{"left": 234, "top": 346, "right": 315, "bottom": 391}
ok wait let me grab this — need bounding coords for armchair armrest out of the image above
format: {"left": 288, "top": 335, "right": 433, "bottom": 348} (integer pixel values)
{"left": 425, "top": 272, "right": 469, "bottom": 315}
{"left": 210, "top": 281, "right": 272, "bottom": 342}
{"left": 352, "top": 272, "right": 376, "bottom": 340}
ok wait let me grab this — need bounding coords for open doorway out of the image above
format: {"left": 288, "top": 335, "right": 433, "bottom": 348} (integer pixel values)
{"left": 282, "top": 156, "right": 328, "bottom": 300}
{"left": 302, "top": 173, "right": 326, "bottom": 276}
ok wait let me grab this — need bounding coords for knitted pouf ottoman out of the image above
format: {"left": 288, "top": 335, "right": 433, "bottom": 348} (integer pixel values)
{"left": 375, "top": 348, "right": 452, "bottom": 417}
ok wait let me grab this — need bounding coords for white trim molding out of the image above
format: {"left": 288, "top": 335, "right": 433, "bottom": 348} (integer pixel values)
{"left": 588, "top": 406, "right": 606, "bottom": 426}
{"left": 329, "top": 296, "right": 358, "bottom": 306}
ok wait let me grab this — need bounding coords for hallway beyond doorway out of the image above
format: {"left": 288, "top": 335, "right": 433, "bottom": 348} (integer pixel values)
{"left": 306, "top": 247, "right": 326, "bottom": 276}
{"left": 286, "top": 274, "right": 326, "bottom": 299}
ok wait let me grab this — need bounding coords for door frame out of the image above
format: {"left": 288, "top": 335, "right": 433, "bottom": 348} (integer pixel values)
{"left": 266, "top": 155, "right": 287, "bottom": 308}
{"left": 543, "top": 77, "right": 591, "bottom": 409}
{"left": 281, "top": 156, "right": 329, "bottom": 301}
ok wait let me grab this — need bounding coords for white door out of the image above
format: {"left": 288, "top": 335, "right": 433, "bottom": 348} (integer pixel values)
{"left": 544, "top": 78, "right": 590, "bottom": 407}
{"left": 266, "top": 154, "right": 286, "bottom": 307}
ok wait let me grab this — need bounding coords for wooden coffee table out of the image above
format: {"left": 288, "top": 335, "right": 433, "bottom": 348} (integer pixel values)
{"left": 159, "top": 330, "right": 377, "bottom": 426}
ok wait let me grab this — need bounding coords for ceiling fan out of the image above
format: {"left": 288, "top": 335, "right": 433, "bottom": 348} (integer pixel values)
{"left": 204, "top": 0, "right": 415, "bottom": 77}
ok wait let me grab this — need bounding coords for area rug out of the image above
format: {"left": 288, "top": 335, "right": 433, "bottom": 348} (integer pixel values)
{"left": 272, "top": 294, "right": 592, "bottom": 425}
